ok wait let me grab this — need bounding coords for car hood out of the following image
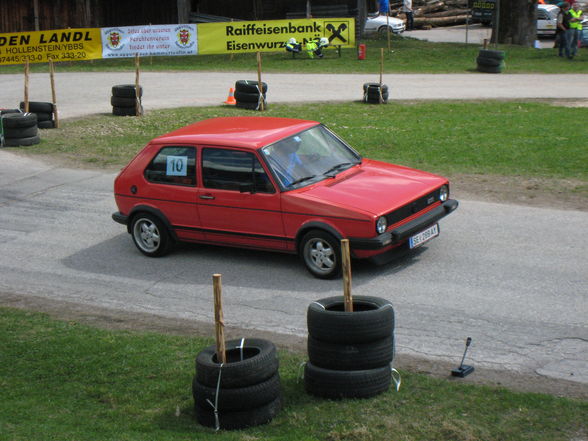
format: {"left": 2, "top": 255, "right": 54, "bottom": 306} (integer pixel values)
{"left": 290, "top": 159, "right": 447, "bottom": 217}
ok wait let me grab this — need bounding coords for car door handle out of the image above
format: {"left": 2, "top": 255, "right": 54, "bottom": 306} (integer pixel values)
{"left": 199, "top": 194, "right": 215, "bottom": 200}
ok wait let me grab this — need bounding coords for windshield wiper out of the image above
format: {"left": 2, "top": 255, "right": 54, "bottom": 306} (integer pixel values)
{"left": 324, "top": 162, "right": 356, "bottom": 178}
{"left": 287, "top": 175, "right": 317, "bottom": 187}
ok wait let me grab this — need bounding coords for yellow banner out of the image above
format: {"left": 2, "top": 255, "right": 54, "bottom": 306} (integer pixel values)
{"left": 198, "top": 18, "right": 355, "bottom": 55}
{"left": 0, "top": 28, "right": 102, "bottom": 65}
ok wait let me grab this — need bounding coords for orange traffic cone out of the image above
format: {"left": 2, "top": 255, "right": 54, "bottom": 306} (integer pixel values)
{"left": 225, "top": 88, "right": 236, "bottom": 105}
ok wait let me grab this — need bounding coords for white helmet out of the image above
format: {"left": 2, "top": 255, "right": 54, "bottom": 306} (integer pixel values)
{"left": 288, "top": 38, "right": 297, "bottom": 44}
{"left": 320, "top": 37, "right": 329, "bottom": 46}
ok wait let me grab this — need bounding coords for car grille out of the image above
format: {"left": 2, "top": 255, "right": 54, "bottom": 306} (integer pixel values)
{"left": 384, "top": 188, "right": 441, "bottom": 227}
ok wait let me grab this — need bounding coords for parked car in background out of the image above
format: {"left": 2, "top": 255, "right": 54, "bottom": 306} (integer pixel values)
{"left": 582, "top": 18, "right": 588, "bottom": 46}
{"left": 537, "top": 4, "right": 559, "bottom": 36}
{"left": 364, "top": 14, "right": 406, "bottom": 35}
{"left": 112, "top": 117, "right": 458, "bottom": 279}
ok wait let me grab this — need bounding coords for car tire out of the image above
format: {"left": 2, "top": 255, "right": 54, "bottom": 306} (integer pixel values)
{"left": 477, "top": 63, "right": 504, "bottom": 74}
{"left": 195, "top": 396, "right": 281, "bottom": 430}
{"left": 4, "top": 125, "right": 38, "bottom": 138}
{"left": 113, "top": 105, "right": 143, "bottom": 116}
{"left": 304, "top": 362, "right": 391, "bottom": 399}
{"left": 38, "top": 120, "right": 56, "bottom": 129}
{"left": 363, "top": 82, "right": 389, "bottom": 93}
{"left": 308, "top": 335, "right": 394, "bottom": 370}
{"left": 307, "top": 295, "right": 395, "bottom": 343}
{"left": 192, "top": 372, "right": 281, "bottom": 411}
{"left": 111, "top": 96, "right": 138, "bottom": 107}
{"left": 478, "top": 49, "right": 505, "bottom": 60}
{"left": 3, "top": 135, "right": 41, "bottom": 147}
{"left": 19, "top": 101, "right": 54, "bottom": 113}
{"left": 130, "top": 212, "right": 173, "bottom": 257}
{"left": 234, "top": 90, "right": 267, "bottom": 103}
{"left": 235, "top": 100, "right": 267, "bottom": 110}
{"left": 112, "top": 84, "right": 143, "bottom": 98}
{"left": 196, "top": 338, "right": 279, "bottom": 388}
{"left": 1, "top": 113, "right": 37, "bottom": 128}
{"left": 476, "top": 56, "right": 503, "bottom": 67}
{"left": 299, "top": 230, "right": 342, "bottom": 279}
{"left": 235, "top": 80, "right": 268, "bottom": 94}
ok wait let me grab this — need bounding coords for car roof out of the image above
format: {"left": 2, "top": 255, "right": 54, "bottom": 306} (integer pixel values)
{"left": 153, "top": 116, "right": 320, "bottom": 150}
{"left": 538, "top": 4, "right": 559, "bottom": 11}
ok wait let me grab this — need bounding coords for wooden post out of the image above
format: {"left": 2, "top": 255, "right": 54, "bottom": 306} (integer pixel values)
{"left": 386, "top": 15, "right": 391, "bottom": 53}
{"left": 483, "top": 39, "right": 489, "bottom": 50}
{"left": 23, "top": 61, "right": 30, "bottom": 113}
{"left": 213, "top": 274, "right": 227, "bottom": 364}
{"left": 134, "top": 53, "right": 142, "bottom": 116}
{"left": 341, "top": 239, "right": 353, "bottom": 312}
{"left": 49, "top": 59, "right": 60, "bottom": 129}
{"left": 379, "top": 48, "right": 384, "bottom": 104}
{"left": 256, "top": 51, "right": 265, "bottom": 111}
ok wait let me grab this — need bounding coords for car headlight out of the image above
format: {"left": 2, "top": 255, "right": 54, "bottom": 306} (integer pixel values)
{"left": 439, "top": 185, "right": 449, "bottom": 202}
{"left": 376, "top": 216, "right": 387, "bottom": 234}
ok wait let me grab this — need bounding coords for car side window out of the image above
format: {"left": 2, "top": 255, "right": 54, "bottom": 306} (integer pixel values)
{"left": 144, "top": 146, "right": 196, "bottom": 186}
{"left": 202, "top": 148, "right": 274, "bottom": 193}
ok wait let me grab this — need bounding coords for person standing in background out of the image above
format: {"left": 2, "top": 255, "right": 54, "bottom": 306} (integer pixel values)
{"left": 378, "top": 0, "right": 390, "bottom": 15}
{"left": 403, "top": 0, "right": 414, "bottom": 30}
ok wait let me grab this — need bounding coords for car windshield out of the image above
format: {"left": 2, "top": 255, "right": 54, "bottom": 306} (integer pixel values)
{"left": 261, "top": 124, "right": 361, "bottom": 190}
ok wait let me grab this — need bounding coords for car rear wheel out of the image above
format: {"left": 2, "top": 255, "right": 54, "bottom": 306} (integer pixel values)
{"left": 131, "top": 213, "right": 172, "bottom": 257}
{"left": 300, "top": 230, "right": 341, "bottom": 279}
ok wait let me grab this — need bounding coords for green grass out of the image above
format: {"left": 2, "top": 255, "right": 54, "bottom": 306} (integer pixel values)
{"left": 16, "top": 101, "right": 588, "bottom": 184}
{"left": 1, "top": 307, "right": 586, "bottom": 441}
{"left": 1, "top": 38, "right": 586, "bottom": 74}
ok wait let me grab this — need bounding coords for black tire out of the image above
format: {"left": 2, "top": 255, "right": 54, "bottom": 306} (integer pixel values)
{"left": 363, "top": 82, "right": 389, "bottom": 93}
{"left": 111, "top": 96, "right": 138, "bottom": 107}
{"left": 192, "top": 372, "right": 281, "bottom": 411}
{"left": 366, "top": 91, "right": 389, "bottom": 101}
{"left": 195, "top": 396, "right": 281, "bottom": 430}
{"left": 196, "top": 338, "right": 278, "bottom": 389}
{"left": 112, "top": 84, "right": 143, "bottom": 98}
{"left": 304, "top": 362, "right": 391, "bottom": 399}
{"left": 1, "top": 113, "right": 37, "bottom": 128}
{"left": 19, "top": 101, "right": 53, "bottom": 113}
{"left": 477, "top": 63, "right": 504, "bottom": 74}
{"left": 34, "top": 112, "right": 53, "bottom": 122}
{"left": 307, "top": 296, "right": 395, "bottom": 344}
{"left": 478, "top": 49, "right": 505, "bottom": 60}
{"left": 113, "top": 105, "right": 142, "bottom": 116}
{"left": 130, "top": 212, "right": 173, "bottom": 257}
{"left": 299, "top": 229, "right": 341, "bottom": 279}
{"left": 0, "top": 108, "right": 21, "bottom": 116}
{"left": 234, "top": 90, "right": 267, "bottom": 103}
{"left": 365, "top": 96, "right": 388, "bottom": 104}
{"left": 235, "top": 100, "right": 267, "bottom": 110}
{"left": 235, "top": 80, "right": 268, "bottom": 94}
{"left": 476, "top": 56, "right": 503, "bottom": 67}
{"left": 308, "top": 335, "right": 394, "bottom": 370}
{"left": 38, "top": 120, "right": 56, "bottom": 129}
{"left": 3, "top": 135, "right": 41, "bottom": 147}
{"left": 4, "top": 125, "right": 38, "bottom": 138}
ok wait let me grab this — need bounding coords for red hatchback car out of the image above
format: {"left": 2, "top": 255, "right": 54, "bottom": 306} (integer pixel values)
{"left": 113, "top": 116, "right": 458, "bottom": 278}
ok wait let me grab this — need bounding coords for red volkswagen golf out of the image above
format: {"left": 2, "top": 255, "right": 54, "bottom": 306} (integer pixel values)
{"left": 112, "top": 117, "right": 458, "bottom": 278}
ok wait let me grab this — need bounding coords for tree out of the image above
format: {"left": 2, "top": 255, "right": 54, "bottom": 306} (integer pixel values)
{"left": 492, "top": 0, "right": 538, "bottom": 47}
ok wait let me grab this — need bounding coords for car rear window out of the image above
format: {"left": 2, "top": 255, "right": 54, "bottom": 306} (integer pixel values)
{"left": 144, "top": 146, "right": 196, "bottom": 186}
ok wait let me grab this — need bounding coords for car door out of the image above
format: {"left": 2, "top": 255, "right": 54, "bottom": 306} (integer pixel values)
{"left": 142, "top": 144, "right": 204, "bottom": 242}
{"left": 197, "top": 146, "right": 287, "bottom": 250}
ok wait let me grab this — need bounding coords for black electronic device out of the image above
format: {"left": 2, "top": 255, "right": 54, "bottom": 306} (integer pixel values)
{"left": 451, "top": 337, "right": 474, "bottom": 377}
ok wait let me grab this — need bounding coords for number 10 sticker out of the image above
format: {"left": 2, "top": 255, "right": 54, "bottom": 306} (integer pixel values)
{"left": 166, "top": 155, "right": 188, "bottom": 176}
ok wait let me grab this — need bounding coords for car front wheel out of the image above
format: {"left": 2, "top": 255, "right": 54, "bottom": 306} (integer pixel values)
{"left": 300, "top": 230, "right": 342, "bottom": 279}
{"left": 131, "top": 213, "right": 173, "bottom": 257}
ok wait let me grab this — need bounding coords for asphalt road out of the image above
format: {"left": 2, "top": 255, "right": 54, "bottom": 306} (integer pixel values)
{"left": 1, "top": 65, "right": 587, "bottom": 389}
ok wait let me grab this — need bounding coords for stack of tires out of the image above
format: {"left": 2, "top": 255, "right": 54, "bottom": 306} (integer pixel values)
{"left": 1, "top": 112, "right": 40, "bottom": 147}
{"left": 19, "top": 101, "right": 55, "bottom": 129}
{"left": 476, "top": 49, "right": 506, "bottom": 74}
{"left": 192, "top": 338, "right": 282, "bottom": 430}
{"left": 304, "top": 296, "right": 395, "bottom": 399}
{"left": 363, "top": 83, "right": 388, "bottom": 104}
{"left": 111, "top": 84, "right": 143, "bottom": 116}
{"left": 234, "top": 80, "right": 268, "bottom": 110}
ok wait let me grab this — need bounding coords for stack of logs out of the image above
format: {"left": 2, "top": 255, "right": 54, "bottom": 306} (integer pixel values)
{"left": 390, "top": 0, "right": 471, "bottom": 29}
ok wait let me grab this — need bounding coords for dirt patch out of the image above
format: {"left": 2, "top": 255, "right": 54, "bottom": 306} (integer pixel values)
{"left": 2, "top": 291, "right": 587, "bottom": 401}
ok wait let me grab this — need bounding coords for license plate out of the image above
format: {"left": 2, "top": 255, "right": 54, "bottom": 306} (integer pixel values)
{"left": 409, "top": 224, "right": 439, "bottom": 249}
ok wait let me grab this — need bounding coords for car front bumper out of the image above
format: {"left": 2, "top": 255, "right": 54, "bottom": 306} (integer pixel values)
{"left": 349, "top": 199, "right": 459, "bottom": 251}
